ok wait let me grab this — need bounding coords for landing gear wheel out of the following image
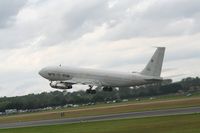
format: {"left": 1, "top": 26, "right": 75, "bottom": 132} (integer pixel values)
{"left": 86, "top": 89, "right": 91, "bottom": 94}
{"left": 86, "top": 87, "right": 96, "bottom": 94}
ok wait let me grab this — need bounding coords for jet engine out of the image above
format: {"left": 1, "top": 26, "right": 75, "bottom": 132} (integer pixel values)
{"left": 50, "top": 81, "right": 73, "bottom": 90}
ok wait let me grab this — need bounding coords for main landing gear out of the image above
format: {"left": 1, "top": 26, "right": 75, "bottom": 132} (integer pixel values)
{"left": 102, "top": 86, "right": 113, "bottom": 92}
{"left": 86, "top": 85, "right": 96, "bottom": 94}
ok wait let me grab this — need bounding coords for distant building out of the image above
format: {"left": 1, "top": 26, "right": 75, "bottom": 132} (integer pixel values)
{"left": 5, "top": 109, "right": 17, "bottom": 115}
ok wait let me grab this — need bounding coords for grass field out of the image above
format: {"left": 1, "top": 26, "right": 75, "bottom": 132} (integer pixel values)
{"left": 0, "top": 113, "right": 200, "bottom": 133}
{"left": 0, "top": 96, "right": 200, "bottom": 124}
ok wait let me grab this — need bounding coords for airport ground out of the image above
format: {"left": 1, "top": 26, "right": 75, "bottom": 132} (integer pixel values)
{"left": 0, "top": 113, "right": 200, "bottom": 133}
{"left": 0, "top": 93, "right": 200, "bottom": 133}
{"left": 0, "top": 93, "right": 199, "bottom": 132}
{"left": 0, "top": 93, "right": 200, "bottom": 124}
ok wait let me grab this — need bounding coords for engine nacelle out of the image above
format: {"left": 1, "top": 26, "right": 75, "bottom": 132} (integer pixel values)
{"left": 50, "top": 82, "right": 72, "bottom": 90}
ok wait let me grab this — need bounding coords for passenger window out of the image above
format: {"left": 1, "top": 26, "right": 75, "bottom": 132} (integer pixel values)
{"left": 48, "top": 73, "right": 55, "bottom": 76}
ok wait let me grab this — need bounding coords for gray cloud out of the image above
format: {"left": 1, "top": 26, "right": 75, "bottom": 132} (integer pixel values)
{"left": 103, "top": 0, "right": 200, "bottom": 40}
{"left": 0, "top": 0, "right": 200, "bottom": 96}
{"left": 1, "top": 0, "right": 200, "bottom": 49}
{"left": 40, "top": 0, "right": 141, "bottom": 46}
{"left": 0, "top": 0, "right": 27, "bottom": 28}
{"left": 41, "top": 0, "right": 116, "bottom": 46}
{"left": 143, "top": 0, "right": 200, "bottom": 19}
{"left": 0, "top": 0, "right": 198, "bottom": 47}
{"left": 165, "top": 48, "right": 200, "bottom": 62}
{"left": 42, "top": 0, "right": 200, "bottom": 43}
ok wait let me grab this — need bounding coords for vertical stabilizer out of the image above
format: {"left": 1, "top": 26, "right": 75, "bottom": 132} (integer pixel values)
{"left": 140, "top": 47, "right": 165, "bottom": 77}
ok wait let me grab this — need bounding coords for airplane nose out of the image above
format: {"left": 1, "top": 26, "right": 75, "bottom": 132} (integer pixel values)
{"left": 38, "top": 69, "right": 44, "bottom": 77}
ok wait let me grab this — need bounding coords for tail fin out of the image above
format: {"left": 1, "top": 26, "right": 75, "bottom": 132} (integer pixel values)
{"left": 140, "top": 47, "right": 165, "bottom": 77}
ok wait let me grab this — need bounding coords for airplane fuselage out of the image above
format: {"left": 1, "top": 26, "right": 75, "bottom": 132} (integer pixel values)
{"left": 39, "top": 66, "right": 161, "bottom": 87}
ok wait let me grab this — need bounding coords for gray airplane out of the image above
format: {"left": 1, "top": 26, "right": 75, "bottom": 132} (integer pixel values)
{"left": 39, "top": 47, "right": 166, "bottom": 94}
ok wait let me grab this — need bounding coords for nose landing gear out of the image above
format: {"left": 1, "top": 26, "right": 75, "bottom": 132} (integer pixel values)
{"left": 86, "top": 85, "right": 97, "bottom": 94}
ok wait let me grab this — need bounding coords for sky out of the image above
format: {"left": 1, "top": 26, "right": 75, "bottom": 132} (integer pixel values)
{"left": 0, "top": 0, "right": 200, "bottom": 97}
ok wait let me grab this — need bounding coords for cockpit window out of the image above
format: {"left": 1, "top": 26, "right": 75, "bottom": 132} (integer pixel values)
{"left": 48, "top": 73, "right": 55, "bottom": 76}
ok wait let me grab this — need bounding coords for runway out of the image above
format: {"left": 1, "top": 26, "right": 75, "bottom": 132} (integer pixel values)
{"left": 0, "top": 106, "right": 200, "bottom": 129}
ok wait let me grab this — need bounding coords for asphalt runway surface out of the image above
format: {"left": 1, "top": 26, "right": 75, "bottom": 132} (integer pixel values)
{"left": 0, "top": 106, "right": 200, "bottom": 129}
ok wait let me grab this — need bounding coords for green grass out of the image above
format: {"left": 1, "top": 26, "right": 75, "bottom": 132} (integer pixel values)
{"left": 0, "top": 113, "right": 200, "bottom": 133}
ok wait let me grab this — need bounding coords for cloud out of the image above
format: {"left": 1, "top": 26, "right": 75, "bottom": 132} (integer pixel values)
{"left": 0, "top": 0, "right": 27, "bottom": 28}
{"left": 0, "top": 0, "right": 200, "bottom": 96}
{"left": 1, "top": 0, "right": 200, "bottom": 49}
{"left": 102, "top": 0, "right": 200, "bottom": 40}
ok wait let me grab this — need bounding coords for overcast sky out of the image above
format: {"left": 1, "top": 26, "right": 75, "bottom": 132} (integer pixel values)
{"left": 0, "top": 0, "right": 200, "bottom": 97}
